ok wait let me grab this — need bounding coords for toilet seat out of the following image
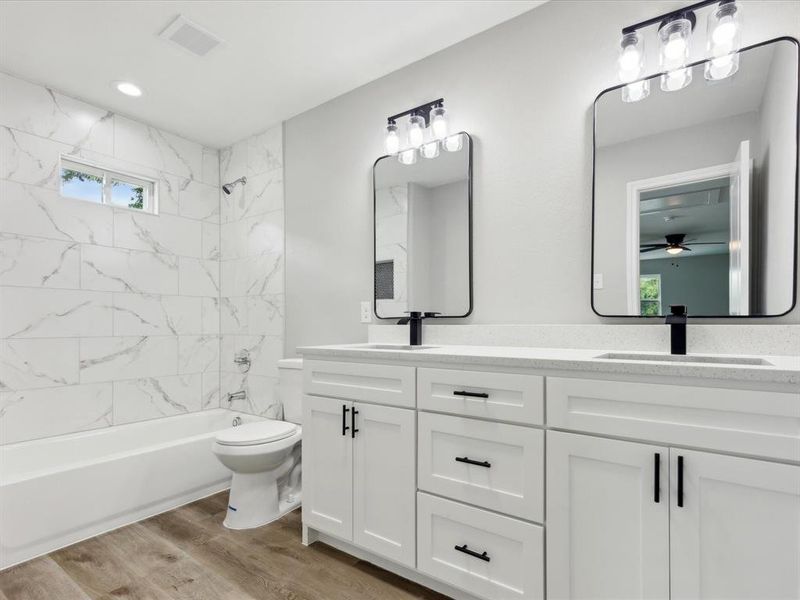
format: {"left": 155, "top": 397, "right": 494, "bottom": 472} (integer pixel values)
{"left": 216, "top": 420, "right": 298, "bottom": 446}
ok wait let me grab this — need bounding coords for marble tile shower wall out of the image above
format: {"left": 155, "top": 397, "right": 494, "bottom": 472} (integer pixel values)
{"left": 0, "top": 73, "right": 222, "bottom": 444}
{"left": 218, "top": 126, "right": 285, "bottom": 417}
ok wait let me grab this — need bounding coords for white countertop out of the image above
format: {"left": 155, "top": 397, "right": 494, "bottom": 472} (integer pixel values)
{"left": 297, "top": 343, "right": 800, "bottom": 386}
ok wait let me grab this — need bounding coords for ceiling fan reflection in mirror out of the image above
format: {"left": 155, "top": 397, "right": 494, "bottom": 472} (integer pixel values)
{"left": 640, "top": 233, "right": 726, "bottom": 255}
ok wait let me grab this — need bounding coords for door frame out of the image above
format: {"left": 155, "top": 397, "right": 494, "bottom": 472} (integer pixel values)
{"left": 625, "top": 162, "right": 738, "bottom": 315}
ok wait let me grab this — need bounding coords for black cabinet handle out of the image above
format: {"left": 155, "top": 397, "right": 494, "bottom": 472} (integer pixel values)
{"left": 677, "top": 455, "right": 684, "bottom": 507}
{"left": 351, "top": 407, "right": 359, "bottom": 438}
{"left": 453, "top": 390, "right": 489, "bottom": 399}
{"left": 454, "top": 544, "right": 490, "bottom": 562}
{"left": 654, "top": 453, "right": 660, "bottom": 503}
{"left": 341, "top": 405, "right": 350, "bottom": 436}
{"left": 455, "top": 456, "right": 491, "bottom": 468}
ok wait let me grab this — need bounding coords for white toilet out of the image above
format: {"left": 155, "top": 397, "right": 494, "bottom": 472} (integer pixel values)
{"left": 212, "top": 358, "right": 304, "bottom": 529}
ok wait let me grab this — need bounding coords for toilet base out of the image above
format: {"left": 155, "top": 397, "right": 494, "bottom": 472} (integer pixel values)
{"left": 223, "top": 471, "right": 302, "bottom": 530}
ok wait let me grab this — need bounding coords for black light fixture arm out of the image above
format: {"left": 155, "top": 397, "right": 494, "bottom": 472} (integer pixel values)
{"left": 621, "top": 0, "right": 733, "bottom": 35}
{"left": 387, "top": 98, "right": 444, "bottom": 127}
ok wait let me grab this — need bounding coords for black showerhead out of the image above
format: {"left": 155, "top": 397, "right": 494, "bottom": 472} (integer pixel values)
{"left": 221, "top": 176, "right": 246, "bottom": 195}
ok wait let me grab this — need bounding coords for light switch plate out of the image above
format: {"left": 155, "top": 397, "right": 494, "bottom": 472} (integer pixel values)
{"left": 593, "top": 274, "right": 604, "bottom": 290}
{"left": 360, "top": 301, "right": 372, "bottom": 323}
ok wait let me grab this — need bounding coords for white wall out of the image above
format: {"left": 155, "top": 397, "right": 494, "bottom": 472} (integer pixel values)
{"left": 758, "top": 41, "right": 798, "bottom": 314}
{"left": 375, "top": 184, "right": 409, "bottom": 317}
{"left": 426, "top": 180, "right": 470, "bottom": 316}
{"left": 593, "top": 111, "right": 760, "bottom": 314}
{"left": 284, "top": 0, "right": 800, "bottom": 355}
{"left": 0, "top": 72, "right": 222, "bottom": 443}
{"left": 218, "top": 126, "right": 286, "bottom": 417}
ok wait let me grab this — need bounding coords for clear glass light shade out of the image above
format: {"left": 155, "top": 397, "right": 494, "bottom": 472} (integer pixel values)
{"left": 420, "top": 141, "right": 440, "bottom": 159}
{"left": 384, "top": 122, "right": 400, "bottom": 155}
{"left": 661, "top": 67, "right": 693, "bottom": 92}
{"left": 707, "top": 2, "right": 741, "bottom": 57}
{"left": 659, "top": 18, "right": 692, "bottom": 71}
{"left": 622, "top": 79, "right": 651, "bottom": 103}
{"left": 443, "top": 133, "right": 464, "bottom": 153}
{"left": 618, "top": 32, "right": 645, "bottom": 83}
{"left": 398, "top": 148, "right": 417, "bottom": 165}
{"left": 430, "top": 106, "right": 448, "bottom": 140}
{"left": 705, "top": 52, "right": 739, "bottom": 80}
{"left": 407, "top": 114, "right": 426, "bottom": 148}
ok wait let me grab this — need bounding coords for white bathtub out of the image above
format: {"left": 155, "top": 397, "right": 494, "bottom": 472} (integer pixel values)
{"left": 0, "top": 409, "right": 260, "bottom": 570}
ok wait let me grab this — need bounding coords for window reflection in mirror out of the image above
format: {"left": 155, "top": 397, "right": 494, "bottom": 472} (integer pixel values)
{"left": 593, "top": 39, "right": 798, "bottom": 317}
{"left": 373, "top": 132, "right": 472, "bottom": 319}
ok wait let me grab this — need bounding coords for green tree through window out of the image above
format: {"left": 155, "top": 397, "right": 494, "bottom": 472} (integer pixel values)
{"left": 640, "top": 274, "right": 662, "bottom": 316}
{"left": 60, "top": 160, "right": 150, "bottom": 211}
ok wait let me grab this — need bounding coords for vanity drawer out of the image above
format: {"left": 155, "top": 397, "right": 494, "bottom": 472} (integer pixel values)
{"left": 548, "top": 377, "right": 800, "bottom": 461}
{"left": 303, "top": 360, "right": 415, "bottom": 408}
{"left": 418, "top": 412, "right": 543, "bottom": 522}
{"left": 417, "top": 368, "right": 544, "bottom": 425}
{"left": 417, "top": 492, "right": 544, "bottom": 600}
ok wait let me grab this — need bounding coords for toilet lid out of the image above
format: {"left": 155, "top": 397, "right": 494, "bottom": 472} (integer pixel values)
{"left": 216, "top": 420, "right": 298, "bottom": 446}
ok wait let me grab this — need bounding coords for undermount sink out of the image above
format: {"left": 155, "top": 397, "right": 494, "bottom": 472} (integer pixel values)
{"left": 596, "top": 352, "right": 773, "bottom": 366}
{"left": 354, "top": 344, "right": 437, "bottom": 351}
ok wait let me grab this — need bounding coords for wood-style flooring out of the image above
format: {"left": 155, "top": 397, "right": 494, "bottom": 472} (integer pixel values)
{"left": 0, "top": 492, "right": 451, "bottom": 600}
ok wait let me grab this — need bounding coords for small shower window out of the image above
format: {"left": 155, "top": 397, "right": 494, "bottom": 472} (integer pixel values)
{"left": 60, "top": 157, "right": 156, "bottom": 213}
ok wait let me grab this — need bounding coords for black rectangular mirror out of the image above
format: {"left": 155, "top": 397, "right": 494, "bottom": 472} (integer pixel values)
{"left": 373, "top": 132, "right": 473, "bottom": 319}
{"left": 592, "top": 37, "right": 798, "bottom": 318}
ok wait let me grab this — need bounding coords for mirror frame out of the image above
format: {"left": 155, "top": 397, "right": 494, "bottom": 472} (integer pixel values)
{"left": 372, "top": 131, "right": 474, "bottom": 320}
{"left": 590, "top": 36, "right": 800, "bottom": 319}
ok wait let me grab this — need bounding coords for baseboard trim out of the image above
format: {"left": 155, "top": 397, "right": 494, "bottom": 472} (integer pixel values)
{"left": 303, "top": 525, "right": 482, "bottom": 600}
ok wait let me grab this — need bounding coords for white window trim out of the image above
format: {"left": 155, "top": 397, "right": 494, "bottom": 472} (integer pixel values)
{"left": 59, "top": 156, "right": 159, "bottom": 214}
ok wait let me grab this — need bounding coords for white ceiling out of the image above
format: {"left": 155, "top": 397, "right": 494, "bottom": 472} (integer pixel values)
{"left": 0, "top": 1, "right": 545, "bottom": 148}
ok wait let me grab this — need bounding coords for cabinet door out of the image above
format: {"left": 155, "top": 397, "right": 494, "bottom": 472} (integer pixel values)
{"left": 302, "top": 395, "right": 353, "bottom": 540}
{"left": 353, "top": 402, "right": 416, "bottom": 567}
{"left": 547, "top": 431, "right": 669, "bottom": 600}
{"left": 670, "top": 449, "right": 800, "bottom": 600}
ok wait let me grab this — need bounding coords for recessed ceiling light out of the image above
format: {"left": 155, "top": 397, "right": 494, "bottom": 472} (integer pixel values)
{"left": 114, "top": 81, "right": 143, "bottom": 97}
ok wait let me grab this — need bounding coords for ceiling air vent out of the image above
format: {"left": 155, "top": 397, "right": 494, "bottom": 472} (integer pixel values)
{"left": 159, "top": 15, "right": 222, "bottom": 57}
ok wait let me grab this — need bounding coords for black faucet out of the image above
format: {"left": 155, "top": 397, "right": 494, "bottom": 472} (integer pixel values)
{"left": 666, "top": 305, "right": 687, "bottom": 355}
{"left": 396, "top": 311, "right": 439, "bottom": 345}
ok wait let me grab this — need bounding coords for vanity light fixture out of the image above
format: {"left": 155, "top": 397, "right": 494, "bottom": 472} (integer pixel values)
{"left": 420, "top": 141, "right": 440, "bottom": 159}
{"left": 658, "top": 16, "right": 694, "bottom": 91}
{"left": 382, "top": 98, "right": 448, "bottom": 164}
{"left": 705, "top": 1, "right": 741, "bottom": 80}
{"left": 618, "top": 32, "right": 650, "bottom": 102}
{"left": 443, "top": 133, "right": 464, "bottom": 153}
{"left": 398, "top": 148, "right": 418, "bottom": 165}
{"left": 384, "top": 120, "right": 401, "bottom": 154}
{"left": 616, "top": 0, "right": 743, "bottom": 101}
{"left": 430, "top": 105, "right": 448, "bottom": 140}
{"left": 407, "top": 113, "right": 426, "bottom": 148}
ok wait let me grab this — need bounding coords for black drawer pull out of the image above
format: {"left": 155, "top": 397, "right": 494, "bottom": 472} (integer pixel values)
{"left": 455, "top": 456, "right": 491, "bottom": 468}
{"left": 677, "top": 455, "right": 684, "bottom": 507}
{"left": 454, "top": 544, "right": 490, "bottom": 562}
{"left": 351, "top": 407, "right": 359, "bottom": 438}
{"left": 341, "top": 405, "right": 350, "bottom": 436}
{"left": 453, "top": 390, "right": 489, "bottom": 399}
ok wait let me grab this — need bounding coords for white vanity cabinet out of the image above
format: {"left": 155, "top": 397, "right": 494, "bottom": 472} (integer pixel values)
{"left": 546, "top": 377, "right": 800, "bottom": 600}
{"left": 669, "top": 449, "right": 800, "bottom": 600}
{"left": 301, "top": 351, "right": 800, "bottom": 600}
{"left": 546, "top": 431, "right": 670, "bottom": 600}
{"left": 302, "top": 361, "right": 417, "bottom": 568}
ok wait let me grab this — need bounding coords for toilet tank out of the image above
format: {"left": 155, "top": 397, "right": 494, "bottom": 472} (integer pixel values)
{"left": 277, "top": 358, "right": 303, "bottom": 424}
